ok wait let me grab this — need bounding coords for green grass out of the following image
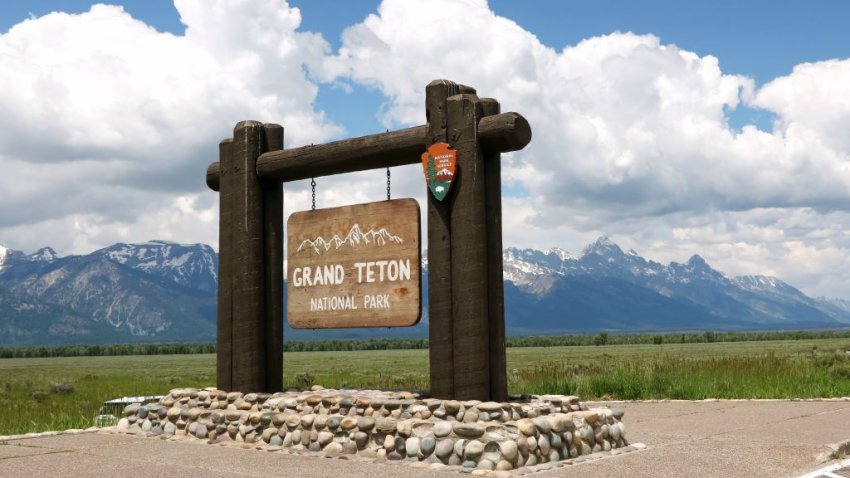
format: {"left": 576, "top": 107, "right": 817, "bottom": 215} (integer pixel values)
{"left": 0, "top": 355, "right": 215, "bottom": 435}
{"left": 1, "top": 338, "right": 849, "bottom": 434}
{"left": 507, "top": 339, "right": 850, "bottom": 399}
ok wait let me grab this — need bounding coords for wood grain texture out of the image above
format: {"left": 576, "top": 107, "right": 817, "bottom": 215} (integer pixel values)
{"left": 229, "top": 120, "right": 266, "bottom": 392}
{"left": 261, "top": 123, "right": 284, "bottom": 392}
{"left": 204, "top": 111, "right": 530, "bottom": 190}
{"left": 259, "top": 126, "right": 426, "bottom": 183}
{"left": 481, "top": 98, "right": 508, "bottom": 402}
{"left": 425, "top": 80, "right": 456, "bottom": 399}
{"left": 448, "top": 93, "right": 491, "bottom": 401}
{"left": 216, "top": 138, "right": 234, "bottom": 391}
{"left": 286, "top": 199, "right": 421, "bottom": 329}
{"left": 206, "top": 162, "right": 220, "bottom": 191}
{"left": 477, "top": 112, "right": 532, "bottom": 154}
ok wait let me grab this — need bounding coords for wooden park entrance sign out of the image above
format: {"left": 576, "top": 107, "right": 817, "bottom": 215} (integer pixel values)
{"left": 287, "top": 199, "right": 421, "bottom": 329}
{"left": 205, "top": 80, "right": 531, "bottom": 401}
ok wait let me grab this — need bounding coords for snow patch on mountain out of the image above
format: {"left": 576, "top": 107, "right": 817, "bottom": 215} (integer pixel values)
{"left": 820, "top": 297, "right": 850, "bottom": 314}
{"left": 0, "top": 244, "right": 30, "bottom": 272}
{"left": 503, "top": 247, "right": 572, "bottom": 286}
{"left": 734, "top": 275, "right": 782, "bottom": 291}
{"left": 0, "top": 244, "right": 8, "bottom": 271}
{"left": 96, "top": 241, "right": 218, "bottom": 292}
{"left": 550, "top": 247, "right": 575, "bottom": 261}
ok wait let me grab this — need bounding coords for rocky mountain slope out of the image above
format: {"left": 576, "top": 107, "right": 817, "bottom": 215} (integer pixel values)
{"left": 0, "top": 241, "right": 216, "bottom": 345}
{"left": 0, "top": 237, "right": 847, "bottom": 345}
{"left": 502, "top": 237, "right": 850, "bottom": 333}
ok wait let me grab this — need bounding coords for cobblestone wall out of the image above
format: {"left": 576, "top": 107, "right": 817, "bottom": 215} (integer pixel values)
{"left": 115, "top": 387, "right": 632, "bottom": 473}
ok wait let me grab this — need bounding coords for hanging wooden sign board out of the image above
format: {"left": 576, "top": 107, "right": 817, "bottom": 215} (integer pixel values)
{"left": 286, "top": 198, "right": 422, "bottom": 329}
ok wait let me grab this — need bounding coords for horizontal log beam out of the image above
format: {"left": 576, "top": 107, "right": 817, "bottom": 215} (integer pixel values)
{"left": 206, "top": 111, "right": 530, "bottom": 191}
{"left": 259, "top": 124, "right": 427, "bottom": 186}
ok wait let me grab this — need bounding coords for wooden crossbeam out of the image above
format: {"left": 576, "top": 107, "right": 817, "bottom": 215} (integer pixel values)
{"left": 205, "top": 112, "right": 530, "bottom": 190}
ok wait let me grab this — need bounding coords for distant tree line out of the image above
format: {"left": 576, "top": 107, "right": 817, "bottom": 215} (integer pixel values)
{"left": 508, "top": 330, "right": 850, "bottom": 347}
{"left": 284, "top": 338, "right": 428, "bottom": 352}
{"left": 0, "top": 342, "right": 215, "bottom": 358}
{"left": 2, "top": 330, "right": 849, "bottom": 359}
{"left": 0, "top": 338, "right": 428, "bottom": 358}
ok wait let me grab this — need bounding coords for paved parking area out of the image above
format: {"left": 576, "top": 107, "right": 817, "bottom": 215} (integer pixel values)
{"left": 1, "top": 400, "right": 848, "bottom": 478}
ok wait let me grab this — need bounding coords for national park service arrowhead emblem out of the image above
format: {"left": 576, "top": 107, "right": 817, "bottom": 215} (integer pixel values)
{"left": 421, "top": 142, "right": 457, "bottom": 201}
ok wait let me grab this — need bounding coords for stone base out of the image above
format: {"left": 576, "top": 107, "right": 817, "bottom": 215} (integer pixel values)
{"left": 114, "top": 387, "right": 630, "bottom": 472}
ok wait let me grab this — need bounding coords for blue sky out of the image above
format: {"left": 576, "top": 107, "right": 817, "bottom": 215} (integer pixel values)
{"left": 7, "top": 1, "right": 847, "bottom": 79}
{"left": 5, "top": 0, "right": 847, "bottom": 134}
{"left": 1, "top": 0, "right": 850, "bottom": 298}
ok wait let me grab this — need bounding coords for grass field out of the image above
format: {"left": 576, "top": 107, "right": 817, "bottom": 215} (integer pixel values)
{"left": 1, "top": 338, "right": 850, "bottom": 435}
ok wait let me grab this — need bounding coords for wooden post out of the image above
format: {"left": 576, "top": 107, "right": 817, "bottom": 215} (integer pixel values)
{"left": 219, "top": 120, "right": 266, "bottom": 392}
{"left": 481, "top": 98, "right": 507, "bottom": 402}
{"left": 425, "top": 80, "right": 457, "bottom": 399}
{"left": 261, "top": 123, "right": 284, "bottom": 392}
{"left": 217, "top": 138, "right": 234, "bottom": 390}
{"left": 447, "top": 93, "right": 491, "bottom": 400}
{"left": 426, "top": 81, "right": 511, "bottom": 401}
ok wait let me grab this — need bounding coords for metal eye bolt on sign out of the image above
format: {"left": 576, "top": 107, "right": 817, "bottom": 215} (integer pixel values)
{"left": 206, "top": 79, "right": 532, "bottom": 400}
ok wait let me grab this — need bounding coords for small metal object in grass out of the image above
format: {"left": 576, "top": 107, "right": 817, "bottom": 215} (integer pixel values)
{"left": 93, "top": 395, "right": 162, "bottom": 427}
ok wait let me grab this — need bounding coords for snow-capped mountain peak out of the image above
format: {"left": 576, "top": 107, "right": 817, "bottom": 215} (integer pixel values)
{"left": 0, "top": 244, "right": 29, "bottom": 271}
{"left": 30, "top": 247, "right": 59, "bottom": 262}
{"left": 549, "top": 247, "right": 574, "bottom": 261}
{"left": 581, "top": 236, "right": 625, "bottom": 258}
{"left": 687, "top": 254, "right": 708, "bottom": 268}
{"left": 498, "top": 238, "right": 850, "bottom": 326}
{"left": 503, "top": 247, "right": 569, "bottom": 287}
{"left": 505, "top": 238, "right": 735, "bottom": 294}
{"left": 96, "top": 241, "right": 218, "bottom": 292}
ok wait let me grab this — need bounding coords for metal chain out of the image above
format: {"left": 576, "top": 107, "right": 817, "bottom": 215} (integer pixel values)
{"left": 311, "top": 177, "right": 316, "bottom": 210}
{"left": 386, "top": 167, "right": 391, "bottom": 201}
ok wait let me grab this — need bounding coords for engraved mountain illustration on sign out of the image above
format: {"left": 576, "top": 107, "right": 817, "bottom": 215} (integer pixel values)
{"left": 297, "top": 224, "right": 404, "bottom": 255}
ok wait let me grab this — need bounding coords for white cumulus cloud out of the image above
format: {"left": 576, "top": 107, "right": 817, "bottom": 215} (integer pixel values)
{"left": 320, "top": 0, "right": 850, "bottom": 297}
{"left": 0, "top": 0, "right": 339, "bottom": 253}
{"left": 3, "top": 0, "right": 850, "bottom": 299}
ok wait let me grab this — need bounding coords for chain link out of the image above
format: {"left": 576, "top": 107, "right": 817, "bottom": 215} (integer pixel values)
{"left": 386, "top": 167, "right": 391, "bottom": 201}
{"left": 311, "top": 177, "right": 316, "bottom": 210}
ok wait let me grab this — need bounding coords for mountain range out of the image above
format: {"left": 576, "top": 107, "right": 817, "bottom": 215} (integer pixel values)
{"left": 0, "top": 237, "right": 848, "bottom": 346}
{"left": 501, "top": 238, "right": 850, "bottom": 334}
